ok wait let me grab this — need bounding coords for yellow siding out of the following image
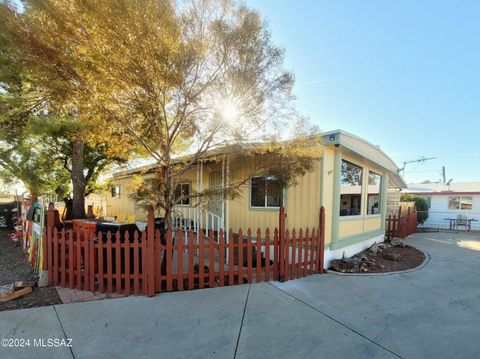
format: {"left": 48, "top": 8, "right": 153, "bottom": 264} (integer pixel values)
{"left": 228, "top": 159, "right": 280, "bottom": 231}
{"left": 364, "top": 217, "right": 382, "bottom": 232}
{"left": 339, "top": 219, "right": 364, "bottom": 237}
{"left": 285, "top": 161, "right": 321, "bottom": 230}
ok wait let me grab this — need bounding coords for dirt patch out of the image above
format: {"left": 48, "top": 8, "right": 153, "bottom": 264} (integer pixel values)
{"left": 329, "top": 240, "right": 426, "bottom": 274}
{"left": 0, "top": 230, "right": 61, "bottom": 312}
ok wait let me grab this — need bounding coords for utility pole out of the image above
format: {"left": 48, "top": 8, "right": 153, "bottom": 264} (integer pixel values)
{"left": 442, "top": 166, "right": 446, "bottom": 183}
{"left": 398, "top": 156, "right": 437, "bottom": 177}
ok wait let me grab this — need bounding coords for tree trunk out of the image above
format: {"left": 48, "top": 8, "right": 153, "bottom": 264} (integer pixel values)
{"left": 71, "top": 139, "right": 86, "bottom": 219}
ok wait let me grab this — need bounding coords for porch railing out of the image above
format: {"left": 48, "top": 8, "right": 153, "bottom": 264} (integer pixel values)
{"left": 173, "top": 206, "right": 224, "bottom": 241}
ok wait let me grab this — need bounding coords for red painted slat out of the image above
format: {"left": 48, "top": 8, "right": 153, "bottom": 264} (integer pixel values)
{"left": 133, "top": 232, "right": 140, "bottom": 295}
{"left": 60, "top": 229, "right": 66, "bottom": 287}
{"left": 208, "top": 230, "right": 215, "bottom": 288}
{"left": 68, "top": 230, "right": 74, "bottom": 288}
{"left": 166, "top": 229, "right": 173, "bottom": 292}
{"left": 307, "top": 228, "right": 315, "bottom": 274}
{"left": 291, "top": 229, "right": 296, "bottom": 279}
{"left": 228, "top": 230, "right": 234, "bottom": 285}
{"left": 97, "top": 233, "right": 104, "bottom": 292}
{"left": 177, "top": 230, "right": 184, "bottom": 291}
{"left": 53, "top": 228, "right": 59, "bottom": 286}
{"left": 304, "top": 229, "right": 309, "bottom": 277}
{"left": 76, "top": 231, "right": 82, "bottom": 290}
{"left": 238, "top": 229, "right": 244, "bottom": 284}
{"left": 199, "top": 230, "right": 205, "bottom": 288}
{"left": 47, "top": 226, "right": 53, "bottom": 286}
{"left": 273, "top": 228, "right": 279, "bottom": 281}
{"left": 155, "top": 229, "right": 161, "bottom": 292}
{"left": 106, "top": 232, "right": 113, "bottom": 294}
{"left": 265, "top": 229, "right": 271, "bottom": 281}
{"left": 284, "top": 229, "right": 290, "bottom": 281}
{"left": 247, "top": 229, "right": 253, "bottom": 283}
{"left": 297, "top": 229, "right": 302, "bottom": 278}
{"left": 141, "top": 231, "right": 147, "bottom": 295}
{"left": 125, "top": 232, "right": 131, "bottom": 296}
{"left": 90, "top": 235, "right": 95, "bottom": 292}
{"left": 188, "top": 230, "right": 195, "bottom": 290}
{"left": 218, "top": 230, "right": 225, "bottom": 287}
{"left": 256, "top": 229, "right": 262, "bottom": 283}
{"left": 84, "top": 231, "right": 90, "bottom": 291}
{"left": 115, "top": 231, "right": 121, "bottom": 295}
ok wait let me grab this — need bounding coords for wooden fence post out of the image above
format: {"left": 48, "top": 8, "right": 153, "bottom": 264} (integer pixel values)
{"left": 45, "top": 203, "right": 55, "bottom": 286}
{"left": 279, "top": 206, "right": 286, "bottom": 282}
{"left": 317, "top": 206, "right": 325, "bottom": 273}
{"left": 147, "top": 207, "right": 156, "bottom": 297}
{"left": 396, "top": 206, "right": 402, "bottom": 237}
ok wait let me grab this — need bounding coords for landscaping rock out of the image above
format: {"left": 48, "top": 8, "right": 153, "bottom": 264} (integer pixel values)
{"left": 383, "top": 252, "right": 401, "bottom": 261}
{"left": 391, "top": 238, "right": 407, "bottom": 248}
{"left": 369, "top": 242, "right": 379, "bottom": 255}
{"left": 330, "top": 258, "right": 360, "bottom": 273}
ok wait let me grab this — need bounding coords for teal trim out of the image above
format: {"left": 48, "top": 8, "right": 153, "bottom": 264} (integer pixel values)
{"left": 380, "top": 174, "right": 389, "bottom": 231}
{"left": 319, "top": 156, "right": 324, "bottom": 207}
{"left": 331, "top": 149, "right": 342, "bottom": 245}
{"left": 330, "top": 229, "right": 384, "bottom": 250}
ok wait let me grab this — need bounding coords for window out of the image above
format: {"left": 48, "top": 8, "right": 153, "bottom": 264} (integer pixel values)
{"left": 111, "top": 185, "right": 120, "bottom": 198}
{"left": 174, "top": 183, "right": 190, "bottom": 206}
{"left": 340, "top": 160, "right": 363, "bottom": 216}
{"left": 250, "top": 176, "right": 283, "bottom": 208}
{"left": 367, "top": 171, "right": 382, "bottom": 215}
{"left": 423, "top": 197, "right": 431, "bottom": 209}
{"left": 448, "top": 196, "right": 472, "bottom": 210}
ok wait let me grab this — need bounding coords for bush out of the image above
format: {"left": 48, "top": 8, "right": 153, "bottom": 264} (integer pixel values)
{"left": 400, "top": 194, "right": 429, "bottom": 225}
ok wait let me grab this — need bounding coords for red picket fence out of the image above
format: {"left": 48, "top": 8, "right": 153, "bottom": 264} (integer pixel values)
{"left": 385, "top": 206, "right": 417, "bottom": 240}
{"left": 44, "top": 206, "right": 325, "bottom": 296}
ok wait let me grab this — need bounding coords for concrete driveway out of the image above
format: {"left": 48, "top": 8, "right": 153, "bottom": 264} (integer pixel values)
{"left": 1, "top": 232, "right": 480, "bottom": 359}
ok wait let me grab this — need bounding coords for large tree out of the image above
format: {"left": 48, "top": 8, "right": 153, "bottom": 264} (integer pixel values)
{"left": 0, "top": 0, "right": 135, "bottom": 217}
{"left": 83, "top": 0, "right": 320, "bottom": 226}
{"left": 1, "top": 0, "right": 320, "bottom": 225}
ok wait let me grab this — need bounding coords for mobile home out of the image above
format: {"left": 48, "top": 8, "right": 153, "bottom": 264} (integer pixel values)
{"left": 106, "top": 130, "right": 406, "bottom": 267}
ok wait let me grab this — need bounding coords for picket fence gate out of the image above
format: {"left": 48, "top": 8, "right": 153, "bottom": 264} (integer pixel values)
{"left": 385, "top": 206, "right": 418, "bottom": 240}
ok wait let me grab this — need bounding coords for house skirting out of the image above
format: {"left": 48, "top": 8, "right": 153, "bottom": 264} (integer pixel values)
{"left": 323, "top": 233, "right": 385, "bottom": 269}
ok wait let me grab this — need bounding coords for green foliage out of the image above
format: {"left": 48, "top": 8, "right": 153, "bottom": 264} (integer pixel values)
{"left": 400, "top": 194, "right": 429, "bottom": 225}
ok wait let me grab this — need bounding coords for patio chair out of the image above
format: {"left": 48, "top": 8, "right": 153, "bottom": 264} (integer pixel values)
{"left": 456, "top": 214, "right": 468, "bottom": 232}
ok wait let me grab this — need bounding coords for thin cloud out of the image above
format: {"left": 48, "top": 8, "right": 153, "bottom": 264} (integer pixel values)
{"left": 303, "top": 79, "right": 328, "bottom": 86}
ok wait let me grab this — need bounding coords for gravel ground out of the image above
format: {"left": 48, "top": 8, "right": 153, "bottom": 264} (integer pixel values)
{"left": 0, "top": 230, "right": 61, "bottom": 312}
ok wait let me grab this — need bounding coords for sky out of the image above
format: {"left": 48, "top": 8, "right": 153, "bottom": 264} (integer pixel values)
{"left": 245, "top": 0, "right": 480, "bottom": 184}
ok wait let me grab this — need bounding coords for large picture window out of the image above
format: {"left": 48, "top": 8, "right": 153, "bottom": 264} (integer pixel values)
{"left": 367, "top": 171, "right": 382, "bottom": 215}
{"left": 250, "top": 176, "right": 283, "bottom": 208}
{"left": 340, "top": 160, "right": 363, "bottom": 216}
{"left": 174, "top": 183, "right": 190, "bottom": 206}
{"left": 448, "top": 196, "right": 472, "bottom": 210}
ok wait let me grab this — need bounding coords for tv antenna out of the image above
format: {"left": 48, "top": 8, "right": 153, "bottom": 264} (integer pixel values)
{"left": 398, "top": 156, "right": 436, "bottom": 176}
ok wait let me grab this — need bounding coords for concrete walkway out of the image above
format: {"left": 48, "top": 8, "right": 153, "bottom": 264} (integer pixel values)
{"left": 1, "top": 232, "right": 480, "bottom": 359}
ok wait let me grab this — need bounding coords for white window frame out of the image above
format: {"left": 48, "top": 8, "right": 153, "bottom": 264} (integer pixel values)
{"left": 448, "top": 196, "right": 472, "bottom": 210}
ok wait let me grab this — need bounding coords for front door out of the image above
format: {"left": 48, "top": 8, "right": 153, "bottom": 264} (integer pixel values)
{"left": 209, "top": 170, "right": 223, "bottom": 217}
